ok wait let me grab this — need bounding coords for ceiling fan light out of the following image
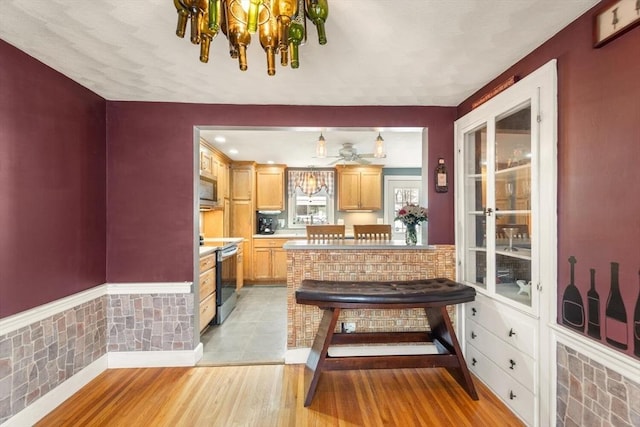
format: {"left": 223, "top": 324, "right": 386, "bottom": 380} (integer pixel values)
{"left": 374, "top": 133, "right": 385, "bottom": 158}
{"left": 316, "top": 133, "right": 327, "bottom": 158}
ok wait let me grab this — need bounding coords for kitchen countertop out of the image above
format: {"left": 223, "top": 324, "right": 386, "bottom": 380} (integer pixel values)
{"left": 283, "top": 240, "right": 436, "bottom": 250}
{"left": 199, "top": 237, "right": 243, "bottom": 257}
{"left": 253, "top": 233, "right": 307, "bottom": 238}
{"left": 253, "top": 230, "right": 356, "bottom": 239}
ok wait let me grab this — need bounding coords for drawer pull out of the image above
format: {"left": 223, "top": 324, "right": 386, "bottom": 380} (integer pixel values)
{"left": 471, "top": 307, "right": 477, "bottom": 316}
{"left": 470, "top": 331, "right": 477, "bottom": 339}
{"left": 471, "top": 358, "right": 477, "bottom": 366}
{"left": 509, "top": 359, "right": 516, "bottom": 370}
{"left": 509, "top": 391, "right": 517, "bottom": 400}
{"left": 508, "top": 328, "right": 517, "bottom": 337}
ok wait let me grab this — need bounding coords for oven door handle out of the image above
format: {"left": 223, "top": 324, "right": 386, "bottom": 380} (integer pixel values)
{"left": 220, "top": 247, "right": 238, "bottom": 259}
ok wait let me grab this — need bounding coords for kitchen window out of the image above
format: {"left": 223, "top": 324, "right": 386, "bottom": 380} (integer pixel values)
{"left": 287, "top": 170, "right": 335, "bottom": 228}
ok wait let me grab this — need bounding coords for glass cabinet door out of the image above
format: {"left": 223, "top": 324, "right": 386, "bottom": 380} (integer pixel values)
{"left": 458, "top": 101, "right": 537, "bottom": 312}
{"left": 461, "top": 123, "right": 488, "bottom": 290}
{"left": 493, "top": 103, "right": 532, "bottom": 306}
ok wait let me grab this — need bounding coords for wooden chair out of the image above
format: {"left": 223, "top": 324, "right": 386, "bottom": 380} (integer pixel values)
{"left": 353, "top": 224, "right": 392, "bottom": 240}
{"left": 306, "top": 225, "right": 345, "bottom": 241}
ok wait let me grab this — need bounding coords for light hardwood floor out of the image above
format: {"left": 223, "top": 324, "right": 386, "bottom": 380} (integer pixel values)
{"left": 37, "top": 365, "right": 525, "bottom": 426}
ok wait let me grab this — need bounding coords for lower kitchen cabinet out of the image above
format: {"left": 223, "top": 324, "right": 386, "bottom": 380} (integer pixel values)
{"left": 198, "top": 252, "right": 216, "bottom": 332}
{"left": 252, "top": 238, "right": 291, "bottom": 282}
{"left": 236, "top": 242, "right": 244, "bottom": 289}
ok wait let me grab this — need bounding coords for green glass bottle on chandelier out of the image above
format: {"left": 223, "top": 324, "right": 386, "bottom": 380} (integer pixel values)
{"left": 305, "top": 0, "right": 328, "bottom": 45}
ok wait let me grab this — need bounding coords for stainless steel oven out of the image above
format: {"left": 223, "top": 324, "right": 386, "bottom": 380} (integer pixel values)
{"left": 215, "top": 243, "right": 238, "bottom": 324}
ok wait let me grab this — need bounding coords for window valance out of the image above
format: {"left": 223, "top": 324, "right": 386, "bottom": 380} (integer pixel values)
{"left": 288, "top": 170, "right": 334, "bottom": 196}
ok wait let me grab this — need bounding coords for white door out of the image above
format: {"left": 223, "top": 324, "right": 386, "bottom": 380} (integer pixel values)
{"left": 384, "top": 176, "right": 422, "bottom": 241}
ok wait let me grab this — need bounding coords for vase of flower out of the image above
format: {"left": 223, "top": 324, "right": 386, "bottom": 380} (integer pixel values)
{"left": 395, "top": 204, "right": 428, "bottom": 246}
{"left": 405, "top": 223, "right": 418, "bottom": 246}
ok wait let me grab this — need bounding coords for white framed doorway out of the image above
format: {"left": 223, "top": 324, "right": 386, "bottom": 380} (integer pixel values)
{"left": 384, "top": 176, "right": 423, "bottom": 241}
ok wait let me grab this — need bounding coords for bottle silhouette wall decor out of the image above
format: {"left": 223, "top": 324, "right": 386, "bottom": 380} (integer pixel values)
{"left": 562, "top": 256, "right": 585, "bottom": 331}
{"left": 587, "top": 268, "right": 601, "bottom": 339}
{"left": 605, "top": 262, "right": 627, "bottom": 350}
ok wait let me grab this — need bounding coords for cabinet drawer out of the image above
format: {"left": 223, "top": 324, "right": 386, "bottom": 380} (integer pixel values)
{"left": 253, "top": 238, "right": 286, "bottom": 248}
{"left": 466, "top": 344, "right": 534, "bottom": 426}
{"left": 199, "top": 254, "right": 216, "bottom": 273}
{"left": 199, "top": 293, "right": 216, "bottom": 331}
{"left": 465, "top": 317, "right": 535, "bottom": 391}
{"left": 199, "top": 269, "right": 215, "bottom": 301}
{"left": 464, "top": 294, "right": 537, "bottom": 355}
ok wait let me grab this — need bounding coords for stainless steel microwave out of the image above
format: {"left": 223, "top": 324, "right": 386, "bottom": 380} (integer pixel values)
{"left": 199, "top": 175, "right": 217, "bottom": 209}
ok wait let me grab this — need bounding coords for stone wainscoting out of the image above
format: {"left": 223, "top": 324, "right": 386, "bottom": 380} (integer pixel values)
{"left": 107, "top": 294, "right": 194, "bottom": 352}
{"left": 0, "top": 297, "right": 107, "bottom": 424}
{"left": 0, "top": 284, "right": 195, "bottom": 424}
{"left": 557, "top": 343, "right": 640, "bottom": 427}
{"left": 286, "top": 245, "right": 456, "bottom": 348}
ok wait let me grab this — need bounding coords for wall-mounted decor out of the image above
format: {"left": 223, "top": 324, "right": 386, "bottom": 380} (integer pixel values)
{"left": 593, "top": 0, "right": 640, "bottom": 48}
{"left": 562, "top": 256, "right": 585, "bottom": 331}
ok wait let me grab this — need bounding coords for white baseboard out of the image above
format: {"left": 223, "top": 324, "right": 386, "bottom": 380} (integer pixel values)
{"left": 107, "top": 344, "right": 203, "bottom": 368}
{"left": 1, "top": 355, "right": 108, "bottom": 427}
{"left": 285, "top": 348, "right": 310, "bottom": 364}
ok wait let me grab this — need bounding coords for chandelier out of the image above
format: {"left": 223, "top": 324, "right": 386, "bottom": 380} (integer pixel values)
{"left": 173, "top": 0, "right": 329, "bottom": 76}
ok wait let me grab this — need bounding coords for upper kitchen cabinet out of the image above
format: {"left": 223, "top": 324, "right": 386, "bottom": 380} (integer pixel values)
{"left": 336, "top": 165, "right": 382, "bottom": 211}
{"left": 199, "top": 144, "right": 217, "bottom": 179}
{"left": 217, "top": 160, "right": 229, "bottom": 201}
{"left": 200, "top": 140, "right": 231, "bottom": 204}
{"left": 231, "top": 162, "right": 255, "bottom": 200}
{"left": 256, "top": 164, "right": 285, "bottom": 211}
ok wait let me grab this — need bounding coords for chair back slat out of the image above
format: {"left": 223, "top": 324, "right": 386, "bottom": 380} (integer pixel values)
{"left": 353, "top": 224, "right": 392, "bottom": 240}
{"left": 306, "top": 225, "right": 346, "bottom": 241}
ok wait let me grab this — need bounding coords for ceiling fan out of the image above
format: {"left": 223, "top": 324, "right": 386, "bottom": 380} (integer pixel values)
{"left": 325, "top": 142, "right": 385, "bottom": 165}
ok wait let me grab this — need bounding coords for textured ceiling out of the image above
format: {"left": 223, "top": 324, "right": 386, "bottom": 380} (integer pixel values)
{"left": 0, "top": 0, "right": 598, "bottom": 166}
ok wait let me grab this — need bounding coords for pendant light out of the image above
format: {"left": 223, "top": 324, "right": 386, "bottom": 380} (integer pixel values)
{"left": 316, "top": 133, "right": 327, "bottom": 158}
{"left": 373, "top": 133, "right": 386, "bottom": 158}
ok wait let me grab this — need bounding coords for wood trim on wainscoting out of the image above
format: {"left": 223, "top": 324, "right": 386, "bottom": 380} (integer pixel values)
{"left": 551, "top": 324, "right": 640, "bottom": 384}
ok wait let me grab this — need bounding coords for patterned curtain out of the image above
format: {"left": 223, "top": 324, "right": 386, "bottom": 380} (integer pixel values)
{"left": 288, "top": 170, "right": 334, "bottom": 196}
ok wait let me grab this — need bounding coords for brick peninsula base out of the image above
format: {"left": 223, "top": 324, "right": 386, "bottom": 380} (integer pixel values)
{"left": 283, "top": 240, "right": 456, "bottom": 349}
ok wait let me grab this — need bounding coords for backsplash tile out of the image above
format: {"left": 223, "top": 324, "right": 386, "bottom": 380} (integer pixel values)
{"left": 0, "top": 297, "right": 106, "bottom": 424}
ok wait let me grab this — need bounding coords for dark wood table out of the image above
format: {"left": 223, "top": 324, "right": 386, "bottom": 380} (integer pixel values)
{"left": 295, "top": 278, "right": 478, "bottom": 407}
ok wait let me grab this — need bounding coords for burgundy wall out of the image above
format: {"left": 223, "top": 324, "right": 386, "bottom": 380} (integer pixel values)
{"left": 458, "top": 8, "right": 640, "bottom": 357}
{"left": 0, "top": 40, "right": 107, "bottom": 318}
{"left": 106, "top": 103, "right": 456, "bottom": 282}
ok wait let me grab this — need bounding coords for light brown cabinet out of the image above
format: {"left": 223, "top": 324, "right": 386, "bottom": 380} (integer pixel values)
{"left": 336, "top": 165, "right": 382, "bottom": 211}
{"left": 198, "top": 252, "right": 216, "bottom": 332}
{"left": 199, "top": 146, "right": 217, "bottom": 179}
{"left": 231, "top": 163, "right": 255, "bottom": 201}
{"left": 256, "top": 165, "right": 285, "bottom": 210}
{"left": 252, "top": 238, "right": 289, "bottom": 282}
{"left": 230, "top": 161, "right": 256, "bottom": 280}
{"left": 236, "top": 242, "right": 244, "bottom": 289}
{"left": 216, "top": 160, "right": 229, "bottom": 202}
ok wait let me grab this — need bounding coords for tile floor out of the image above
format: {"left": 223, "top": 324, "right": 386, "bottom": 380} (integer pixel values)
{"left": 199, "top": 285, "right": 287, "bottom": 365}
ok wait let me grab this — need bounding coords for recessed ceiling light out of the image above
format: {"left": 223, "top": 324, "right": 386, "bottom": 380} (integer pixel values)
{"left": 229, "top": 148, "right": 238, "bottom": 154}
{"left": 214, "top": 136, "right": 226, "bottom": 143}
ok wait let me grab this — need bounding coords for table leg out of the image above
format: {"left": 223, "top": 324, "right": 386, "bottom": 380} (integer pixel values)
{"left": 425, "top": 306, "right": 478, "bottom": 400}
{"left": 304, "top": 307, "right": 341, "bottom": 407}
